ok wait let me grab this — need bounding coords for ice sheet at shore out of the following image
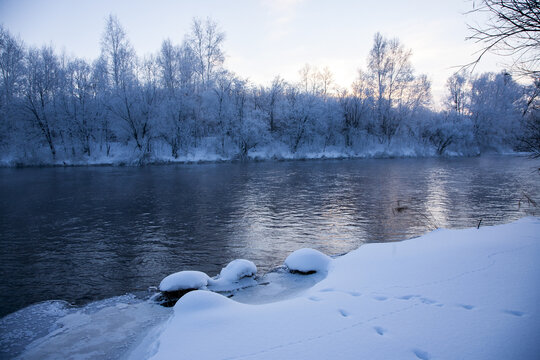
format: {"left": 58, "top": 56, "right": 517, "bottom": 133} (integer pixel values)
{"left": 0, "top": 295, "right": 170, "bottom": 360}
{"left": 149, "top": 218, "right": 540, "bottom": 360}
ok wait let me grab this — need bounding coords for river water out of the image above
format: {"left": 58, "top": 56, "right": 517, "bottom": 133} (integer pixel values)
{"left": 0, "top": 155, "right": 538, "bottom": 318}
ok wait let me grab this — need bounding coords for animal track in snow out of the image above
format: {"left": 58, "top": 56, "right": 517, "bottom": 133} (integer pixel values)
{"left": 319, "top": 288, "right": 334, "bottom": 293}
{"left": 413, "top": 348, "right": 431, "bottom": 360}
{"left": 308, "top": 296, "right": 321, "bottom": 302}
{"left": 318, "top": 288, "right": 361, "bottom": 297}
{"left": 396, "top": 295, "right": 443, "bottom": 307}
{"left": 419, "top": 297, "right": 437, "bottom": 305}
{"left": 458, "top": 304, "right": 475, "bottom": 310}
{"left": 373, "top": 326, "right": 386, "bottom": 336}
{"left": 373, "top": 295, "right": 388, "bottom": 301}
{"left": 502, "top": 309, "right": 524, "bottom": 317}
{"left": 338, "top": 309, "right": 350, "bottom": 317}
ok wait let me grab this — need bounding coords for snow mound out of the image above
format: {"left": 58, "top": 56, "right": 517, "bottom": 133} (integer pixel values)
{"left": 173, "top": 290, "right": 236, "bottom": 314}
{"left": 284, "top": 248, "right": 332, "bottom": 274}
{"left": 217, "top": 259, "right": 257, "bottom": 281}
{"left": 159, "top": 271, "right": 210, "bottom": 292}
{"left": 207, "top": 259, "right": 258, "bottom": 291}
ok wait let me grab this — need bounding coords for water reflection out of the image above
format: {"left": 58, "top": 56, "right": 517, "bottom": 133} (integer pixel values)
{"left": 425, "top": 167, "right": 450, "bottom": 228}
{"left": 0, "top": 155, "right": 538, "bottom": 317}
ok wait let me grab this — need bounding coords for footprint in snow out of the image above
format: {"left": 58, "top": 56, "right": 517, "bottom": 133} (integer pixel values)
{"left": 397, "top": 294, "right": 418, "bottom": 300}
{"left": 319, "top": 288, "right": 334, "bottom": 293}
{"left": 419, "top": 297, "right": 437, "bottom": 305}
{"left": 502, "top": 309, "right": 524, "bottom": 317}
{"left": 373, "top": 326, "right": 386, "bottom": 336}
{"left": 458, "top": 304, "right": 475, "bottom": 310}
{"left": 338, "top": 309, "right": 350, "bottom": 317}
{"left": 373, "top": 295, "right": 388, "bottom": 301}
{"left": 308, "top": 296, "right": 322, "bottom": 302}
{"left": 413, "top": 348, "right": 431, "bottom": 360}
{"left": 347, "top": 291, "right": 362, "bottom": 297}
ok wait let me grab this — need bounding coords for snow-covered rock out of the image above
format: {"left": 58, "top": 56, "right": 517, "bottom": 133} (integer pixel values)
{"left": 207, "top": 259, "right": 258, "bottom": 292}
{"left": 218, "top": 259, "right": 257, "bottom": 281}
{"left": 159, "top": 271, "right": 209, "bottom": 292}
{"left": 284, "top": 248, "right": 332, "bottom": 274}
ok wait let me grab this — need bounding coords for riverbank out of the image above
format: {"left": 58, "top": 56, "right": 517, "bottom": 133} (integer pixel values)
{"left": 2, "top": 218, "right": 539, "bottom": 359}
{"left": 1, "top": 141, "right": 513, "bottom": 168}
{"left": 144, "top": 218, "right": 540, "bottom": 360}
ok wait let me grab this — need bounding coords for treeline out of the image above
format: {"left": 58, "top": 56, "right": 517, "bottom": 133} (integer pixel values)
{"left": 0, "top": 16, "right": 538, "bottom": 165}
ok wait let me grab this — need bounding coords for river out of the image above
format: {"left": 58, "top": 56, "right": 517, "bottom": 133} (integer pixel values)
{"left": 0, "top": 155, "right": 538, "bottom": 318}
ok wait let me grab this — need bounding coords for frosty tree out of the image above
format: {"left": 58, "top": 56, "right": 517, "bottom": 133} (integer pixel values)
{"left": 0, "top": 25, "right": 24, "bottom": 148}
{"left": 100, "top": 15, "right": 135, "bottom": 90}
{"left": 187, "top": 18, "right": 225, "bottom": 91}
{"left": 359, "top": 33, "right": 431, "bottom": 143}
{"left": 0, "top": 14, "right": 534, "bottom": 164}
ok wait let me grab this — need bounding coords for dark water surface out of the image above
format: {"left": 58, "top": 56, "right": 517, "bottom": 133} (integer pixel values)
{"left": 1, "top": 155, "right": 538, "bottom": 317}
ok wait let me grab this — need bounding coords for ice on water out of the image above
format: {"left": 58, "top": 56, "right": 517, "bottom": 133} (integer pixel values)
{"left": 0, "top": 295, "right": 169, "bottom": 360}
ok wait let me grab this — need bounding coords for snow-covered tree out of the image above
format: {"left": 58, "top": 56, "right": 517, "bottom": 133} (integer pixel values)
{"left": 0, "top": 25, "right": 25, "bottom": 150}
{"left": 187, "top": 18, "right": 225, "bottom": 91}
{"left": 446, "top": 71, "right": 469, "bottom": 115}
{"left": 59, "top": 58, "right": 98, "bottom": 156}
{"left": 22, "top": 46, "right": 62, "bottom": 160}
{"left": 100, "top": 15, "right": 135, "bottom": 91}
{"left": 0, "top": 18, "right": 535, "bottom": 163}
{"left": 468, "top": 71, "right": 525, "bottom": 150}
{"left": 364, "top": 33, "right": 431, "bottom": 143}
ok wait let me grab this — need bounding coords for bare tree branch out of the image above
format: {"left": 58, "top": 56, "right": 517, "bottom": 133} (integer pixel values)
{"left": 466, "top": 0, "right": 540, "bottom": 78}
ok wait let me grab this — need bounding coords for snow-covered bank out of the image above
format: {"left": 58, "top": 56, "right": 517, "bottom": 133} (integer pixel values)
{"left": 2, "top": 149, "right": 530, "bottom": 168}
{"left": 2, "top": 219, "right": 538, "bottom": 359}
{"left": 2, "top": 142, "right": 519, "bottom": 168}
{"left": 148, "top": 218, "right": 540, "bottom": 360}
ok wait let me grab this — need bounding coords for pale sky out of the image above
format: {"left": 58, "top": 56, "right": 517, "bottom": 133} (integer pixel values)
{"left": 0, "top": 0, "right": 507, "bottom": 106}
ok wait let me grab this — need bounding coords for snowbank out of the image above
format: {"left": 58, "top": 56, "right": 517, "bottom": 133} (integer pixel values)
{"left": 148, "top": 218, "right": 540, "bottom": 360}
{"left": 1, "top": 140, "right": 487, "bottom": 168}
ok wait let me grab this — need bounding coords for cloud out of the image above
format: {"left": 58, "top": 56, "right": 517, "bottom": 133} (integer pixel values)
{"left": 260, "top": 0, "right": 306, "bottom": 39}
{"left": 262, "top": 0, "right": 306, "bottom": 13}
